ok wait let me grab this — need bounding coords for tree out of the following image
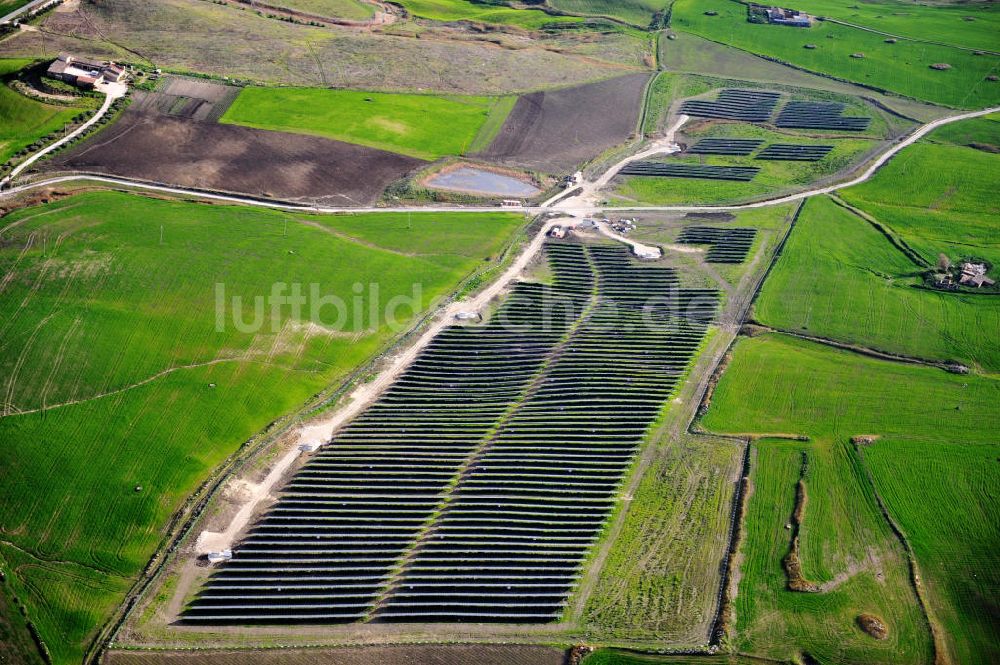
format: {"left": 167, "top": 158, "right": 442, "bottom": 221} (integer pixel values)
{"left": 937, "top": 253, "right": 952, "bottom": 272}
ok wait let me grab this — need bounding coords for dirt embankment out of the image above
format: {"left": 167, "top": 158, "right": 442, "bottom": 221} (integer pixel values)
{"left": 783, "top": 452, "right": 821, "bottom": 593}
{"left": 475, "top": 73, "right": 651, "bottom": 173}
{"left": 103, "top": 644, "right": 568, "bottom": 665}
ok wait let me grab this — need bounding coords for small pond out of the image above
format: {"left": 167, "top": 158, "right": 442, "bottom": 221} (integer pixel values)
{"left": 425, "top": 167, "right": 540, "bottom": 198}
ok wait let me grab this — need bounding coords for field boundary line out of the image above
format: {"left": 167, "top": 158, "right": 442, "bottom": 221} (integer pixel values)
{"left": 827, "top": 194, "right": 930, "bottom": 268}
{"left": 710, "top": 437, "right": 751, "bottom": 643}
{"left": 852, "top": 442, "right": 950, "bottom": 665}
{"left": 820, "top": 16, "right": 1000, "bottom": 57}
{"left": 746, "top": 324, "right": 967, "bottom": 373}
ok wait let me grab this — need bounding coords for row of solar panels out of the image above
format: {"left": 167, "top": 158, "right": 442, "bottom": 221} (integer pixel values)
{"left": 680, "top": 90, "right": 871, "bottom": 131}
{"left": 688, "top": 138, "right": 834, "bottom": 161}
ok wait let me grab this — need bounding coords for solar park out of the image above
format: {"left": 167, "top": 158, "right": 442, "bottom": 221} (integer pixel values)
{"left": 183, "top": 241, "right": 718, "bottom": 624}
{"left": 677, "top": 227, "right": 758, "bottom": 263}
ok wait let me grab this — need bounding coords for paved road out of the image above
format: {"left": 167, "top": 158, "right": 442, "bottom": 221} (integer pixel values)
{"left": 0, "top": 0, "right": 53, "bottom": 24}
{"left": 4, "top": 105, "right": 997, "bottom": 214}
{"left": 3, "top": 82, "right": 127, "bottom": 187}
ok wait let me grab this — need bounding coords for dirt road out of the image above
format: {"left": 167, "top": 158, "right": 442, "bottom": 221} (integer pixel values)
{"left": 193, "top": 216, "right": 578, "bottom": 553}
{"left": 3, "top": 81, "right": 126, "bottom": 185}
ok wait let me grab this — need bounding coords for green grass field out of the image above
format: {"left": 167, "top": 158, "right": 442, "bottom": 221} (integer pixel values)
{"left": 671, "top": 0, "right": 1000, "bottom": 108}
{"left": 548, "top": 0, "right": 667, "bottom": 27}
{"left": 861, "top": 441, "right": 1000, "bottom": 665}
{"left": 703, "top": 332, "right": 999, "bottom": 662}
{"left": 754, "top": 195, "right": 1000, "bottom": 371}
{"left": 583, "top": 434, "right": 741, "bottom": 641}
{"left": 395, "top": 0, "right": 584, "bottom": 28}
{"left": 270, "top": 0, "right": 375, "bottom": 20}
{"left": 220, "top": 87, "right": 515, "bottom": 159}
{"left": 658, "top": 32, "right": 948, "bottom": 123}
{"left": 0, "top": 59, "right": 95, "bottom": 164}
{"left": 0, "top": 0, "right": 30, "bottom": 15}
{"left": 0, "top": 191, "right": 522, "bottom": 664}
{"left": 703, "top": 333, "right": 997, "bottom": 444}
{"left": 730, "top": 437, "right": 932, "bottom": 664}
{"left": 791, "top": 0, "right": 1000, "bottom": 53}
{"left": 839, "top": 120, "right": 1000, "bottom": 268}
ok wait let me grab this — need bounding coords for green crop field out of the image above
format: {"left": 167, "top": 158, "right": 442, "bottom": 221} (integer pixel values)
{"left": 839, "top": 119, "right": 1000, "bottom": 267}
{"left": 729, "top": 437, "right": 931, "bottom": 664}
{"left": 270, "top": 0, "right": 375, "bottom": 20}
{"left": 671, "top": 0, "right": 1000, "bottom": 108}
{"left": 0, "top": 0, "right": 30, "bottom": 15}
{"left": 862, "top": 441, "right": 1000, "bottom": 665}
{"left": 754, "top": 195, "right": 1000, "bottom": 371}
{"left": 0, "top": 59, "right": 96, "bottom": 164}
{"left": 791, "top": 0, "right": 1000, "bottom": 53}
{"left": 394, "top": 0, "right": 584, "bottom": 28}
{"left": 220, "top": 87, "right": 515, "bottom": 159}
{"left": 703, "top": 333, "right": 997, "bottom": 444}
{"left": 548, "top": 0, "right": 667, "bottom": 27}
{"left": 702, "top": 332, "right": 999, "bottom": 662}
{"left": 0, "top": 191, "right": 522, "bottom": 664}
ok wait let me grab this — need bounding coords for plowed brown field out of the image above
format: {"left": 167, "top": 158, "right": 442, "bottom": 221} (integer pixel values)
{"left": 476, "top": 73, "right": 650, "bottom": 174}
{"left": 46, "top": 109, "right": 424, "bottom": 205}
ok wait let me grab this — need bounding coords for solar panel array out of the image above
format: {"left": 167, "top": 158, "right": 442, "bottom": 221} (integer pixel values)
{"left": 184, "top": 241, "right": 718, "bottom": 625}
{"left": 687, "top": 138, "right": 763, "bottom": 156}
{"left": 775, "top": 101, "right": 871, "bottom": 131}
{"left": 755, "top": 144, "right": 834, "bottom": 161}
{"left": 677, "top": 226, "right": 758, "bottom": 263}
{"left": 619, "top": 162, "right": 760, "bottom": 182}
{"left": 680, "top": 89, "right": 781, "bottom": 122}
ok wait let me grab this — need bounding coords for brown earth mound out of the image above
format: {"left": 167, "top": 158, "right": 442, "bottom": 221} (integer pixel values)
{"left": 476, "top": 73, "right": 651, "bottom": 174}
{"left": 45, "top": 109, "right": 425, "bottom": 206}
{"left": 857, "top": 613, "right": 889, "bottom": 639}
{"left": 103, "top": 645, "right": 567, "bottom": 665}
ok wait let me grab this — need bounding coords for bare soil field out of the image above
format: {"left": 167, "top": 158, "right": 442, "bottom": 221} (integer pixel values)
{"left": 103, "top": 645, "right": 568, "bottom": 665}
{"left": 0, "top": 0, "right": 634, "bottom": 94}
{"left": 476, "top": 73, "right": 650, "bottom": 173}
{"left": 45, "top": 108, "right": 424, "bottom": 205}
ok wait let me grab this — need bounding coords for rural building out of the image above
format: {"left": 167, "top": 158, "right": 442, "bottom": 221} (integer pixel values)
{"left": 958, "top": 262, "right": 995, "bottom": 288}
{"left": 46, "top": 53, "right": 126, "bottom": 90}
{"left": 749, "top": 5, "right": 813, "bottom": 27}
